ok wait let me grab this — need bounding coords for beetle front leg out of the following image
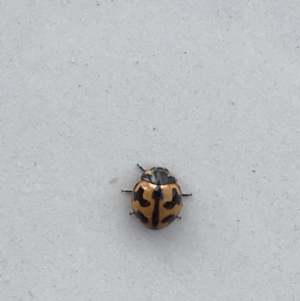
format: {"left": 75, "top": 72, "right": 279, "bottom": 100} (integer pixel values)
{"left": 137, "top": 163, "right": 146, "bottom": 172}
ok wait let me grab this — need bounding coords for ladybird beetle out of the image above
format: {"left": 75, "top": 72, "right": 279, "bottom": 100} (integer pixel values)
{"left": 122, "top": 164, "right": 192, "bottom": 230}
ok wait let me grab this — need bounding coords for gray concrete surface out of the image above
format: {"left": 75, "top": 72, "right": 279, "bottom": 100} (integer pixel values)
{"left": 1, "top": 1, "right": 300, "bottom": 300}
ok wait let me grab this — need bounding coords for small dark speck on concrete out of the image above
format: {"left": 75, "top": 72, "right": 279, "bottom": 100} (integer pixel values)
{"left": 252, "top": 170, "right": 256, "bottom": 173}
{"left": 237, "top": 220, "right": 240, "bottom": 222}
{"left": 153, "top": 127, "right": 156, "bottom": 131}
{"left": 110, "top": 177, "right": 118, "bottom": 184}
{"left": 232, "top": 102, "right": 234, "bottom": 105}
{"left": 78, "top": 85, "right": 81, "bottom": 87}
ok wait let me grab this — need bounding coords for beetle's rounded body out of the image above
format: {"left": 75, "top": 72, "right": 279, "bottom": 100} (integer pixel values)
{"left": 124, "top": 166, "right": 191, "bottom": 230}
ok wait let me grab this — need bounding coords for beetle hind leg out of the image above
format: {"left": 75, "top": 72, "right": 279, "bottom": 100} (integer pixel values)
{"left": 122, "top": 189, "right": 133, "bottom": 193}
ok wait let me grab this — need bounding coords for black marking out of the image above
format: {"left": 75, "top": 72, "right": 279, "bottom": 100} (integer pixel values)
{"left": 135, "top": 211, "right": 148, "bottom": 224}
{"left": 142, "top": 168, "right": 176, "bottom": 185}
{"left": 151, "top": 186, "right": 164, "bottom": 229}
{"left": 162, "top": 214, "right": 176, "bottom": 224}
{"left": 163, "top": 188, "right": 182, "bottom": 209}
{"left": 150, "top": 166, "right": 169, "bottom": 172}
{"left": 152, "top": 185, "right": 164, "bottom": 201}
{"left": 133, "top": 187, "right": 151, "bottom": 207}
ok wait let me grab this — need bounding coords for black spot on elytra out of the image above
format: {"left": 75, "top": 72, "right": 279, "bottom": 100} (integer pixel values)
{"left": 151, "top": 186, "right": 163, "bottom": 228}
{"left": 163, "top": 188, "right": 182, "bottom": 209}
{"left": 162, "top": 215, "right": 176, "bottom": 224}
{"left": 152, "top": 186, "right": 164, "bottom": 201}
{"left": 134, "top": 187, "right": 151, "bottom": 207}
{"left": 135, "top": 211, "right": 148, "bottom": 224}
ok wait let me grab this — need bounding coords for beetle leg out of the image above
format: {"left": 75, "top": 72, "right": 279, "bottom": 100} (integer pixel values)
{"left": 176, "top": 216, "right": 182, "bottom": 220}
{"left": 182, "top": 193, "right": 192, "bottom": 197}
{"left": 129, "top": 212, "right": 135, "bottom": 216}
{"left": 122, "top": 189, "right": 133, "bottom": 193}
{"left": 137, "top": 163, "right": 146, "bottom": 171}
